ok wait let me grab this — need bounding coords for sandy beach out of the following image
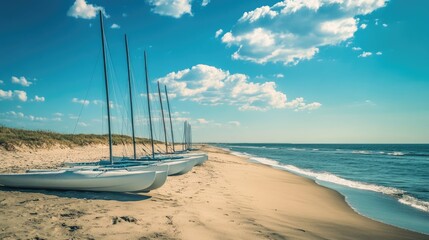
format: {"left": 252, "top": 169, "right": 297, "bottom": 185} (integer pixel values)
{"left": 0, "top": 145, "right": 427, "bottom": 240}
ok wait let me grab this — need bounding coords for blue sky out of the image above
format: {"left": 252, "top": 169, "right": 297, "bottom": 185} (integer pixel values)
{"left": 1, "top": 0, "right": 428, "bottom": 143}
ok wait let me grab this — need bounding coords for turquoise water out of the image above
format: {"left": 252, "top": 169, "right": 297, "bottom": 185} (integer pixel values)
{"left": 215, "top": 144, "right": 429, "bottom": 235}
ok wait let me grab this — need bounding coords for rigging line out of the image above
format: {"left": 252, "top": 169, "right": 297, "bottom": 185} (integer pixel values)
{"left": 104, "top": 42, "right": 132, "bottom": 157}
{"left": 72, "top": 48, "right": 102, "bottom": 135}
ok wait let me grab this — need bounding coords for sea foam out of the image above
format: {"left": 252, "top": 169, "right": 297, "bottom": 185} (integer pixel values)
{"left": 241, "top": 152, "right": 429, "bottom": 213}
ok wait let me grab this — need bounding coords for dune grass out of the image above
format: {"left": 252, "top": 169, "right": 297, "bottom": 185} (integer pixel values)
{"left": 0, "top": 126, "right": 154, "bottom": 151}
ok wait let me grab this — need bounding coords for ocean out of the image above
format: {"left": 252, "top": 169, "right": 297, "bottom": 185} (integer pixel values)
{"left": 215, "top": 143, "right": 429, "bottom": 234}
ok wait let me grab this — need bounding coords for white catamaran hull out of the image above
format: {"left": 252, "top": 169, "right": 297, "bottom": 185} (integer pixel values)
{"left": 27, "top": 164, "right": 169, "bottom": 192}
{"left": 0, "top": 170, "right": 156, "bottom": 192}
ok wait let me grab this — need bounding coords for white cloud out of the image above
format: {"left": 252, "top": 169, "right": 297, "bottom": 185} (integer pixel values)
{"left": 78, "top": 122, "right": 89, "bottom": 127}
{"left": 92, "top": 99, "right": 103, "bottom": 105}
{"left": 147, "top": 0, "right": 192, "bottom": 18}
{"left": 72, "top": 97, "right": 90, "bottom": 105}
{"left": 228, "top": 121, "right": 241, "bottom": 127}
{"left": 157, "top": 64, "right": 321, "bottom": 111}
{"left": 53, "top": 112, "right": 63, "bottom": 117}
{"left": 275, "top": 73, "right": 284, "bottom": 78}
{"left": 239, "top": 6, "right": 278, "bottom": 23}
{"left": 382, "top": 23, "right": 388, "bottom": 27}
{"left": 285, "top": 97, "right": 322, "bottom": 111}
{"left": 0, "top": 89, "right": 27, "bottom": 101}
{"left": 34, "top": 95, "right": 45, "bottom": 102}
{"left": 14, "top": 90, "right": 27, "bottom": 102}
{"left": 360, "top": 23, "right": 367, "bottom": 29}
{"left": 11, "top": 76, "right": 32, "bottom": 87}
{"left": 3, "top": 111, "right": 48, "bottom": 121}
{"left": 69, "top": 114, "right": 79, "bottom": 120}
{"left": 220, "top": 0, "right": 387, "bottom": 65}
{"left": 201, "top": 0, "right": 210, "bottom": 7}
{"left": 215, "top": 29, "right": 223, "bottom": 38}
{"left": 376, "top": 51, "right": 382, "bottom": 55}
{"left": 67, "top": 0, "right": 108, "bottom": 19}
{"left": 352, "top": 47, "right": 362, "bottom": 51}
{"left": 52, "top": 117, "right": 62, "bottom": 121}
{"left": 197, "top": 118, "right": 209, "bottom": 124}
{"left": 358, "top": 51, "right": 372, "bottom": 58}
{"left": 0, "top": 89, "right": 13, "bottom": 100}
{"left": 111, "top": 23, "right": 120, "bottom": 29}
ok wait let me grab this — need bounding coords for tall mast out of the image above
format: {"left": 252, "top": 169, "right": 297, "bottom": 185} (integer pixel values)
{"left": 125, "top": 35, "right": 136, "bottom": 160}
{"left": 183, "top": 121, "right": 187, "bottom": 151}
{"left": 99, "top": 11, "right": 113, "bottom": 164}
{"left": 189, "top": 125, "right": 192, "bottom": 150}
{"left": 188, "top": 123, "right": 192, "bottom": 150}
{"left": 157, "top": 81, "right": 168, "bottom": 153}
{"left": 164, "top": 85, "right": 175, "bottom": 152}
{"left": 144, "top": 51, "right": 155, "bottom": 159}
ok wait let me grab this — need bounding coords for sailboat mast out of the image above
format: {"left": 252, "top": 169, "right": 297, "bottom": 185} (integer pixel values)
{"left": 188, "top": 123, "right": 192, "bottom": 150}
{"left": 125, "top": 35, "right": 136, "bottom": 160}
{"left": 164, "top": 85, "right": 175, "bottom": 152}
{"left": 99, "top": 11, "right": 113, "bottom": 164}
{"left": 183, "top": 121, "right": 187, "bottom": 151}
{"left": 144, "top": 51, "right": 155, "bottom": 159}
{"left": 157, "top": 81, "right": 168, "bottom": 153}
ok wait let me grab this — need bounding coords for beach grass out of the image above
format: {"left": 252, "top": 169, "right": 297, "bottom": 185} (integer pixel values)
{"left": 0, "top": 126, "right": 154, "bottom": 151}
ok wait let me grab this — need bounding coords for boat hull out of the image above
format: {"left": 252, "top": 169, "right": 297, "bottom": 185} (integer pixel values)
{"left": 0, "top": 170, "right": 156, "bottom": 192}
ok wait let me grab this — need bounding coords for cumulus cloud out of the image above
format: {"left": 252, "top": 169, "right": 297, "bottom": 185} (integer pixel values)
{"left": 67, "top": 0, "right": 108, "bottom": 19}
{"left": 0, "top": 89, "right": 27, "bottom": 101}
{"left": 34, "top": 95, "right": 45, "bottom": 102}
{"left": 228, "top": 121, "right": 241, "bottom": 127}
{"left": 72, "top": 97, "right": 90, "bottom": 105}
{"left": 376, "top": 51, "right": 382, "bottom": 55}
{"left": 111, "top": 23, "right": 120, "bottom": 29}
{"left": 360, "top": 23, "right": 367, "bottom": 29}
{"left": 352, "top": 47, "right": 362, "bottom": 51}
{"left": 0, "top": 89, "right": 13, "bottom": 100}
{"left": 197, "top": 118, "right": 209, "bottom": 124}
{"left": 275, "top": 73, "right": 284, "bottom": 78}
{"left": 285, "top": 97, "right": 322, "bottom": 111}
{"left": 92, "top": 99, "right": 103, "bottom": 105}
{"left": 201, "top": 0, "right": 210, "bottom": 7}
{"left": 382, "top": 23, "right": 388, "bottom": 27}
{"left": 220, "top": 0, "right": 387, "bottom": 65}
{"left": 358, "top": 51, "right": 372, "bottom": 58}
{"left": 147, "top": 0, "right": 192, "bottom": 18}
{"left": 14, "top": 90, "right": 27, "bottom": 102}
{"left": 3, "top": 111, "right": 47, "bottom": 121}
{"left": 215, "top": 29, "right": 223, "bottom": 38}
{"left": 157, "top": 64, "right": 321, "bottom": 111}
{"left": 11, "top": 76, "right": 32, "bottom": 87}
{"left": 78, "top": 122, "right": 89, "bottom": 127}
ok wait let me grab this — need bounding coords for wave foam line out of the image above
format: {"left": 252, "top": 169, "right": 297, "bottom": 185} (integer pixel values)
{"left": 246, "top": 154, "right": 429, "bottom": 213}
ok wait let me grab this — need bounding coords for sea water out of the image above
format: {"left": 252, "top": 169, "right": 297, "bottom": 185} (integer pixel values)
{"left": 215, "top": 144, "right": 429, "bottom": 235}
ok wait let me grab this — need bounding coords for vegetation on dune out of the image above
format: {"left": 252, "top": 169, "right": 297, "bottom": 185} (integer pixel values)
{"left": 0, "top": 126, "right": 154, "bottom": 151}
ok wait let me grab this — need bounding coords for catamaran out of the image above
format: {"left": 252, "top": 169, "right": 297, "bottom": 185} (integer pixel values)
{"left": 64, "top": 42, "right": 207, "bottom": 175}
{"left": 0, "top": 11, "right": 162, "bottom": 193}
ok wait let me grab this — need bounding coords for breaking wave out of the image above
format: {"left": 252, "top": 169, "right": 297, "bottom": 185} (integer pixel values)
{"left": 238, "top": 152, "right": 429, "bottom": 213}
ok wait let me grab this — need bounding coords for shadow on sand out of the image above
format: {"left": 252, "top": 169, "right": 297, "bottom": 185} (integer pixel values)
{"left": 0, "top": 186, "right": 151, "bottom": 202}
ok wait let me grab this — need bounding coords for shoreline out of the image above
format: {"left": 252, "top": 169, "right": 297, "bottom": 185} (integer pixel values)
{"left": 0, "top": 145, "right": 428, "bottom": 239}
{"left": 226, "top": 146, "right": 429, "bottom": 236}
{"left": 224, "top": 144, "right": 429, "bottom": 235}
